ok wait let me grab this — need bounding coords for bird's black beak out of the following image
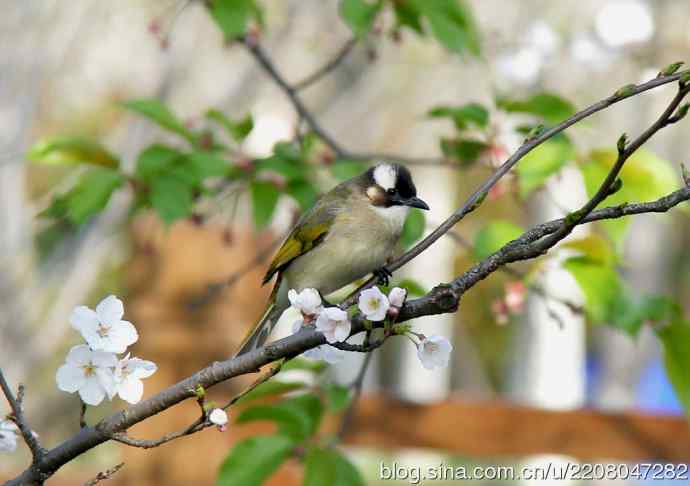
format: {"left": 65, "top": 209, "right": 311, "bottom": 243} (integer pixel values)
{"left": 404, "top": 196, "right": 430, "bottom": 210}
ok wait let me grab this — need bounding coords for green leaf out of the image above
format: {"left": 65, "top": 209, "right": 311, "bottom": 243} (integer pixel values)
{"left": 216, "top": 435, "right": 294, "bottom": 486}
{"left": 657, "top": 320, "right": 690, "bottom": 420}
{"left": 428, "top": 103, "right": 489, "bottom": 130}
{"left": 560, "top": 234, "right": 617, "bottom": 265}
{"left": 273, "top": 142, "right": 302, "bottom": 163}
{"left": 304, "top": 447, "right": 338, "bottom": 486}
{"left": 563, "top": 256, "right": 622, "bottom": 324}
{"left": 331, "top": 160, "right": 369, "bottom": 181}
{"left": 581, "top": 149, "right": 679, "bottom": 246}
{"left": 517, "top": 137, "right": 575, "bottom": 197}
{"left": 186, "top": 151, "right": 230, "bottom": 179}
{"left": 150, "top": 175, "right": 193, "bottom": 225}
{"left": 498, "top": 92, "right": 576, "bottom": 125}
{"left": 339, "top": 0, "right": 383, "bottom": 38}
{"left": 209, "top": 0, "right": 261, "bottom": 40}
{"left": 473, "top": 220, "right": 523, "bottom": 260}
{"left": 281, "top": 357, "right": 327, "bottom": 373}
{"left": 401, "top": 208, "right": 426, "bottom": 248}
{"left": 250, "top": 181, "right": 281, "bottom": 229}
{"left": 236, "top": 380, "right": 307, "bottom": 404}
{"left": 614, "top": 294, "right": 682, "bottom": 337}
{"left": 121, "top": 99, "right": 195, "bottom": 143}
{"left": 332, "top": 450, "right": 365, "bottom": 486}
{"left": 62, "top": 168, "right": 125, "bottom": 225}
{"left": 206, "top": 110, "right": 253, "bottom": 142}
{"left": 135, "top": 145, "right": 181, "bottom": 181}
{"left": 394, "top": 278, "right": 428, "bottom": 297}
{"left": 27, "top": 136, "right": 119, "bottom": 168}
{"left": 393, "top": 1, "right": 423, "bottom": 33}
{"left": 287, "top": 179, "right": 319, "bottom": 212}
{"left": 255, "top": 156, "right": 305, "bottom": 181}
{"left": 324, "top": 384, "right": 351, "bottom": 412}
{"left": 303, "top": 447, "right": 365, "bottom": 486}
{"left": 410, "top": 0, "right": 480, "bottom": 56}
{"left": 235, "top": 393, "right": 324, "bottom": 441}
{"left": 440, "top": 138, "right": 488, "bottom": 164}
{"left": 235, "top": 405, "right": 309, "bottom": 441}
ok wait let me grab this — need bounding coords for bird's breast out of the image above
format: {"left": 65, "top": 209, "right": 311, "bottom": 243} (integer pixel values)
{"left": 283, "top": 204, "right": 406, "bottom": 296}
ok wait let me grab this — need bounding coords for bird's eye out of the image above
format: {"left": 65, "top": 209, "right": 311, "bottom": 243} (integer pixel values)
{"left": 387, "top": 188, "right": 396, "bottom": 195}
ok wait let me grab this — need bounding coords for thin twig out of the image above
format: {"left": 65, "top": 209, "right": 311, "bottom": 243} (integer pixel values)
{"left": 110, "top": 360, "right": 284, "bottom": 450}
{"left": 83, "top": 462, "right": 124, "bottom": 486}
{"left": 242, "top": 38, "right": 347, "bottom": 156}
{"left": 294, "top": 37, "right": 357, "bottom": 91}
{"left": 0, "top": 369, "right": 44, "bottom": 462}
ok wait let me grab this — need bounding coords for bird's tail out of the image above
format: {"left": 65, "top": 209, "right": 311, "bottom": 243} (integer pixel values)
{"left": 234, "top": 278, "right": 285, "bottom": 357}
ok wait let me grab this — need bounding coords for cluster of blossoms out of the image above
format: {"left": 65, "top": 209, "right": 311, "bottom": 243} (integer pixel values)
{"left": 55, "top": 296, "right": 157, "bottom": 406}
{"left": 289, "top": 286, "right": 453, "bottom": 370}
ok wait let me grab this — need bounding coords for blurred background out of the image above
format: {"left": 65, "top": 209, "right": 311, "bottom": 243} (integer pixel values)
{"left": 2, "top": 0, "right": 690, "bottom": 484}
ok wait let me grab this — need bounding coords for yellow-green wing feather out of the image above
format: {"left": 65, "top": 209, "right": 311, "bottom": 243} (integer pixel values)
{"left": 262, "top": 223, "right": 329, "bottom": 284}
{"left": 261, "top": 187, "right": 348, "bottom": 284}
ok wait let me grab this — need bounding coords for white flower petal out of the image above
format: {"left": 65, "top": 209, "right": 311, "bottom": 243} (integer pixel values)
{"left": 388, "top": 287, "right": 407, "bottom": 307}
{"left": 80, "top": 327, "right": 106, "bottom": 352}
{"left": 209, "top": 408, "right": 228, "bottom": 426}
{"left": 56, "top": 364, "right": 86, "bottom": 393}
{"left": 332, "top": 323, "right": 351, "bottom": 343}
{"left": 128, "top": 358, "right": 157, "bottom": 379}
{"left": 117, "top": 377, "right": 144, "bottom": 404}
{"left": 95, "top": 367, "right": 117, "bottom": 399}
{"left": 90, "top": 350, "right": 118, "bottom": 368}
{"left": 65, "top": 344, "right": 94, "bottom": 366}
{"left": 78, "top": 378, "right": 106, "bottom": 406}
{"left": 291, "top": 319, "right": 304, "bottom": 335}
{"left": 358, "top": 288, "right": 390, "bottom": 321}
{"left": 315, "top": 307, "right": 351, "bottom": 344}
{"left": 416, "top": 335, "right": 453, "bottom": 370}
{"left": 288, "top": 288, "right": 323, "bottom": 315}
{"left": 69, "top": 306, "right": 99, "bottom": 333}
{"left": 101, "top": 320, "right": 138, "bottom": 353}
{"left": 96, "top": 295, "right": 124, "bottom": 325}
{"left": 300, "top": 289, "right": 322, "bottom": 314}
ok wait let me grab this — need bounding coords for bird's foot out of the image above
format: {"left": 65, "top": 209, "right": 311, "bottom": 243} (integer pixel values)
{"left": 374, "top": 267, "right": 393, "bottom": 286}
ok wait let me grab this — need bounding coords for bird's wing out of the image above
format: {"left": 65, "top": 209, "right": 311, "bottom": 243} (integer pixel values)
{"left": 262, "top": 192, "right": 343, "bottom": 285}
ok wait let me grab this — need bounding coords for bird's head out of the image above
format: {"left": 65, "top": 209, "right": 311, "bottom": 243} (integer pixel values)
{"left": 364, "top": 163, "right": 429, "bottom": 211}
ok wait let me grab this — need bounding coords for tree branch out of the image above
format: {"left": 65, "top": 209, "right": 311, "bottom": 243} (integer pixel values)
{"left": 293, "top": 37, "right": 357, "bottom": 91}
{"left": 0, "top": 369, "right": 45, "bottom": 463}
{"left": 241, "top": 38, "right": 347, "bottom": 157}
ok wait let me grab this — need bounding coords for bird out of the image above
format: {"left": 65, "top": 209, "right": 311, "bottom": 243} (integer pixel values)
{"left": 235, "top": 162, "right": 429, "bottom": 356}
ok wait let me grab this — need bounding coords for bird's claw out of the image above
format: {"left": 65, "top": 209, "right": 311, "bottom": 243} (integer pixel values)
{"left": 374, "top": 267, "right": 393, "bottom": 286}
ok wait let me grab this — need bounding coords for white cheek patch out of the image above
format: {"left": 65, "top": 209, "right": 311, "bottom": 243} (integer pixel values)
{"left": 373, "top": 164, "right": 397, "bottom": 191}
